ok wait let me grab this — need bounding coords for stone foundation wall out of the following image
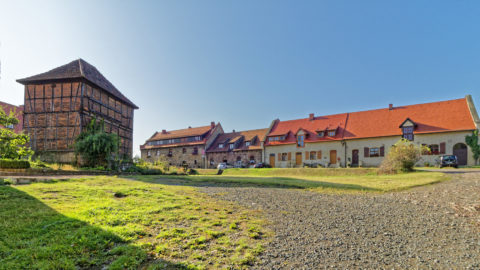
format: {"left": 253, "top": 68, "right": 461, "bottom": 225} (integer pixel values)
{"left": 141, "top": 145, "right": 206, "bottom": 168}
{"left": 206, "top": 150, "right": 263, "bottom": 168}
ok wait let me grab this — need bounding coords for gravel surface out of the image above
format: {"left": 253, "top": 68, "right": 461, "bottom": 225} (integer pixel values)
{"left": 200, "top": 172, "right": 480, "bottom": 269}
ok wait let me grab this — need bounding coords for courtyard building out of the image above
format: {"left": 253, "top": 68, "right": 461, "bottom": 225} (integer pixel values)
{"left": 265, "top": 96, "right": 480, "bottom": 168}
{"left": 0, "top": 101, "right": 24, "bottom": 133}
{"left": 17, "top": 59, "right": 138, "bottom": 163}
{"left": 140, "top": 122, "right": 223, "bottom": 168}
{"left": 206, "top": 128, "right": 270, "bottom": 168}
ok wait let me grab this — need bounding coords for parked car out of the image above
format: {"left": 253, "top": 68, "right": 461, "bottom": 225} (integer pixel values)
{"left": 253, "top": 163, "right": 271, "bottom": 168}
{"left": 217, "top": 163, "right": 233, "bottom": 170}
{"left": 440, "top": 155, "right": 458, "bottom": 168}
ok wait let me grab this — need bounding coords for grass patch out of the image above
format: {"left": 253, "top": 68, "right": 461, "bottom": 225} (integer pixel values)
{"left": 139, "top": 168, "right": 449, "bottom": 193}
{"left": 0, "top": 176, "right": 267, "bottom": 269}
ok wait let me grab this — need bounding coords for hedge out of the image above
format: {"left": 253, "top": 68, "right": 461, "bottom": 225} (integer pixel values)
{"left": 0, "top": 159, "right": 31, "bottom": 169}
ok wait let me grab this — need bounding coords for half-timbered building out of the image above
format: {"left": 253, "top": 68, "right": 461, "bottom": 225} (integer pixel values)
{"left": 17, "top": 59, "right": 138, "bottom": 163}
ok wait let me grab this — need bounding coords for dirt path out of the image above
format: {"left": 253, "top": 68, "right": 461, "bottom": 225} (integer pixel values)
{"left": 201, "top": 173, "right": 480, "bottom": 269}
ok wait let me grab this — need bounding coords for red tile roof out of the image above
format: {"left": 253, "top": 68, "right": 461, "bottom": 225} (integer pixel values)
{"left": 266, "top": 97, "right": 477, "bottom": 145}
{"left": 0, "top": 101, "right": 23, "bottom": 133}
{"left": 142, "top": 123, "right": 218, "bottom": 149}
{"left": 148, "top": 125, "right": 214, "bottom": 141}
{"left": 266, "top": 113, "right": 348, "bottom": 146}
{"left": 344, "top": 98, "right": 476, "bottom": 139}
{"left": 207, "top": 128, "right": 269, "bottom": 152}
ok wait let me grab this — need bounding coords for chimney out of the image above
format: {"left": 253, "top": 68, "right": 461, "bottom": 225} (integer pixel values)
{"left": 309, "top": 113, "right": 314, "bottom": 121}
{"left": 233, "top": 129, "right": 235, "bottom": 133}
{"left": 211, "top": 121, "right": 215, "bottom": 128}
{"left": 188, "top": 126, "right": 192, "bottom": 129}
{"left": 162, "top": 129, "right": 167, "bottom": 134}
{"left": 389, "top": 104, "right": 393, "bottom": 110}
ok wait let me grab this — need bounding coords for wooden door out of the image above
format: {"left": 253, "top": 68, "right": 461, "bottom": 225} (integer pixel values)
{"left": 269, "top": 154, "right": 275, "bottom": 168}
{"left": 296, "top": 152, "right": 302, "bottom": 166}
{"left": 330, "top": 150, "right": 337, "bottom": 164}
{"left": 352, "top": 149, "right": 359, "bottom": 166}
{"left": 453, "top": 143, "right": 467, "bottom": 165}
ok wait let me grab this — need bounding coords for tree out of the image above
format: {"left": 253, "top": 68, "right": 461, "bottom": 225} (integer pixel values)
{"left": 0, "top": 106, "right": 34, "bottom": 159}
{"left": 465, "top": 130, "right": 480, "bottom": 165}
{"left": 74, "top": 117, "right": 119, "bottom": 167}
{"left": 379, "top": 139, "right": 428, "bottom": 174}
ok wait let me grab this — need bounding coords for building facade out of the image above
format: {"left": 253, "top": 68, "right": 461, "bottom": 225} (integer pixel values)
{"left": 265, "top": 96, "right": 480, "bottom": 167}
{"left": 140, "top": 122, "right": 223, "bottom": 168}
{"left": 206, "top": 128, "right": 269, "bottom": 168}
{"left": 0, "top": 101, "right": 24, "bottom": 134}
{"left": 17, "top": 59, "right": 138, "bottom": 163}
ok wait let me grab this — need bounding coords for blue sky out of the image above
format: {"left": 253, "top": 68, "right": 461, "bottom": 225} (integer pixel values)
{"left": 1, "top": 0, "right": 479, "bottom": 156}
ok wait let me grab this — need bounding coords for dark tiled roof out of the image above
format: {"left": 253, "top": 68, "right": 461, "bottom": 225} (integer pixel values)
{"left": 207, "top": 128, "right": 269, "bottom": 153}
{"left": 17, "top": 59, "right": 138, "bottom": 109}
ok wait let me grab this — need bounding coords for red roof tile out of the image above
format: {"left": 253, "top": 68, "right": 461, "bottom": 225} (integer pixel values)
{"left": 266, "top": 113, "right": 348, "bottom": 145}
{"left": 266, "top": 97, "right": 477, "bottom": 145}
{"left": 148, "top": 125, "right": 214, "bottom": 141}
{"left": 344, "top": 98, "right": 476, "bottom": 139}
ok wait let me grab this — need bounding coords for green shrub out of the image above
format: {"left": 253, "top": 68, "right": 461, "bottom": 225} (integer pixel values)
{"left": 187, "top": 168, "right": 198, "bottom": 175}
{"left": 379, "top": 139, "right": 427, "bottom": 174}
{"left": 0, "top": 159, "right": 31, "bottom": 169}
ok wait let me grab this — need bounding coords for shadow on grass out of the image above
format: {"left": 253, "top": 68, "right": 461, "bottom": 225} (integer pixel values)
{"left": 128, "top": 175, "right": 382, "bottom": 192}
{"left": 0, "top": 185, "right": 187, "bottom": 269}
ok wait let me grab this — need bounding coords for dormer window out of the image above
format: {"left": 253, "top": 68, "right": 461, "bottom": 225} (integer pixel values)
{"left": 245, "top": 141, "right": 251, "bottom": 147}
{"left": 317, "top": 131, "right": 325, "bottom": 137}
{"left": 229, "top": 143, "right": 234, "bottom": 150}
{"left": 219, "top": 143, "right": 224, "bottom": 148}
{"left": 399, "top": 118, "right": 416, "bottom": 141}
{"left": 195, "top": 136, "right": 201, "bottom": 141}
{"left": 297, "top": 135, "right": 305, "bottom": 147}
{"left": 327, "top": 130, "right": 336, "bottom": 137}
{"left": 402, "top": 126, "right": 414, "bottom": 141}
{"left": 269, "top": 136, "right": 285, "bottom": 142}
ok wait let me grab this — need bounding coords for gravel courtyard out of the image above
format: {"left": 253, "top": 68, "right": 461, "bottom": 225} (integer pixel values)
{"left": 201, "top": 172, "right": 480, "bottom": 269}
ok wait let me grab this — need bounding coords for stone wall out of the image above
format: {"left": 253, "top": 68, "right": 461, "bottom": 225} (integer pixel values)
{"left": 207, "top": 150, "right": 263, "bottom": 168}
{"left": 141, "top": 144, "right": 206, "bottom": 168}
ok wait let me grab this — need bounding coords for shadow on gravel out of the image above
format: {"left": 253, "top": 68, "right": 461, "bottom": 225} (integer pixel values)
{"left": 128, "top": 175, "right": 382, "bottom": 192}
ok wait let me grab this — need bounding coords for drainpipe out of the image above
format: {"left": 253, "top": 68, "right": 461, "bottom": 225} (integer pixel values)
{"left": 343, "top": 140, "right": 347, "bottom": 168}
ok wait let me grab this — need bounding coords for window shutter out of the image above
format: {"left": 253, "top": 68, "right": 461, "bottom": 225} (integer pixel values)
{"left": 305, "top": 151, "right": 309, "bottom": 160}
{"left": 277, "top": 153, "right": 281, "bottom": 161}
{"left": 380, "top": 146, "right": 385, "bottom": 157}
{"left": 364, "top": 147, "right": 370, "bottom": 157}
{"left": 288, "top": 152, "right": 292, "bottom": 160}
{"left": 317, "top": 151, "right": 322, "bottom": 159}
{"left": 440, "top": 142, "right": 446, "bottom": 154}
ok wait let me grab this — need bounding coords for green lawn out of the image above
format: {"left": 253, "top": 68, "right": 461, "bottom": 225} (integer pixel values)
{"left": 0, "top": 176, "right": 267, "bottom": 269}
{"left": 159, "top": 168, "right": 450, "bottom": 193}
{"left": 0, "top": 169, "right": 450, "bottom": 269}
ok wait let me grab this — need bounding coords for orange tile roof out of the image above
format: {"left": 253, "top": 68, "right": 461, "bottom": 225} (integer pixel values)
{"left": 148, "top": 125, "right": 214, "bottom": 141}
{"left": 265, "top": 97, "right": 476, "bottom": 145}
{"left": 344, "top": 98, "right": 476, "bottom": 139}
{"left": 207, "top": 128, "right": 269, "bottom": 152}
{"left": 266, "top": 113, "right": 348, "bottom": 145}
